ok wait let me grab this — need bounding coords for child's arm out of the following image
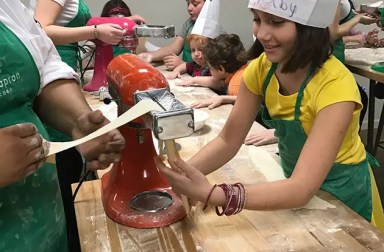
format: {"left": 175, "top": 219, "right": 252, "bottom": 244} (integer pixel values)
{"left": 244, "top": 129, "right": 278, "bottom": 146}
{"left": 177, "top": 76, "right": 227, "bottom": 92}
{"left": 342, "top": 33, "right": 365, "bottom": 48}
{"left": 167, "top": 63, "right": 187, "bottom": 79}
{"left": 192, "top": 96, "right": 237, "bottom": 109}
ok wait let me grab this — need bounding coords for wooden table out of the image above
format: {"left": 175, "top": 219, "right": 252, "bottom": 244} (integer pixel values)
{"left": 74, "top": 66, "right": 384, "bottom": 251}
{"left": 345, "top": 48, "right": 384, "bottom": 154}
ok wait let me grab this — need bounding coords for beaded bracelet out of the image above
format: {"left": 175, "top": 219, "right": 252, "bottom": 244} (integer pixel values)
{"left": 202, "top": 184, "right": 217, "bottom": 211}
{"left": 215, "top": 184, "right": 235, "bottom": 216}
{"left": 93, "top": 24, "right": 98, "bottom": 39}
{"left": 215, "top": 183, "right": 246, "bottom": 216}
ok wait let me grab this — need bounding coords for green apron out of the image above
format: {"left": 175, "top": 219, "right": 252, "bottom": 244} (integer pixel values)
{"left": 182, "top": 22, "right": 194, "bottom": 63}
{"left": 333, "top": 9, "right": 354, "bottom": 63}
{"left": 261, "top": 64, "right": 374, "bottom": 221}
{"left": 0, "top": 22, "right": 67, "bottom": 251}
{"left": 55, "top": 0, "right": 91, "bottom": 71}
{"left": 49, "top": 0, "right": 91, "bottom": 142}
{"left": 112, "top": 45, "right": 132, "bottom": 57}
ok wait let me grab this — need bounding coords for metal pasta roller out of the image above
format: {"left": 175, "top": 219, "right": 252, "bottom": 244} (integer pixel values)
{"left": 135, "top": 24, "right": 175, "bottom": 39}
{"left": 134, "top": 88, "right": 194, "bottom": 140}
{"left": 360, "top": 1, "right": 383, "bottom": 15}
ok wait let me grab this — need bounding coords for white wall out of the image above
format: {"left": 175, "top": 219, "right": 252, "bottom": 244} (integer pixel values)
{"left": 84, "top": 0, "right": 254, "bottom": 49}
{"left": 21, "top": 0, "right": 384, "bottom": 129}
{"left": 82, "top": 0, "right": 384, "bottom": 130}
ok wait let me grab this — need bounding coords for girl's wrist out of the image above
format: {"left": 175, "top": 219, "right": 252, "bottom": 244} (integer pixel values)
{"left": 209, "top": 186, "right": 226, "bottom": 206}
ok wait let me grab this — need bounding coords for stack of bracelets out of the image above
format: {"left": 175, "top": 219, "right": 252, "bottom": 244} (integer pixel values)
{"left": 203, "top": 183, "right": 247, "bottom": 216}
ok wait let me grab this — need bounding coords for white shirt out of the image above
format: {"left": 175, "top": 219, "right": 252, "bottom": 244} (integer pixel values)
{"left": 51, "top": 0, "right": 79, "bottom": 26}
{"left": 339, "top": 0, "right": 352, "bottom": 21}
{"left": 0, "top": 1, "right": 78, "bottom": 93}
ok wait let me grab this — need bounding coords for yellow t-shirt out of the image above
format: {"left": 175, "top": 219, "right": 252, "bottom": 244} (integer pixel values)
{"left": 243, "top": 53, "right": 366, "bottom": 164}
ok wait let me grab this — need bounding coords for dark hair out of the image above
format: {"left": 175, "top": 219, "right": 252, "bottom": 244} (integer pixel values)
{"left": 203, "top": 34, "right": 247, "bottom": 74}
{"left": 101, "top": 0, "right": 132, "bottom": 17}
{"left": 246, "top": 24, "right": 331, "bottom": 73}
{"left": 241, "top": 39, "right": 264, "bottom": 62}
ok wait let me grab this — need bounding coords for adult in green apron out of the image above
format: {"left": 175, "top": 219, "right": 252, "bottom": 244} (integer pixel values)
{"left": 55, "top": 0, "right": 92, "bottom": 72}
{"left": 36, "top": 1, "right": 93, "bottom": 251}
{"left": 137, "top": 0, "right": 205, "bottom": 69}
{"left": 332, "top": 0, "right": 377, "bottom": 63}
{"left": 332, "top": 0, "right": 375, "bottom": 129}
{"left": 261, "top": 63, "right": 384, "bottom": 228}
{"left": 48, "top": 0, "right": 91, "bottom": 138}
{"left": 0, "top": 22, "right": 67, "bottom": 252}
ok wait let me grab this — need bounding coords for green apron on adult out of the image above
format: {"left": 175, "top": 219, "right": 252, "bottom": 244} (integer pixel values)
{"left": 181, "top": 21, "right": 194, "bottom": 63}
{"left": 56, "top": 0, "right": 91, "bottom": 71}
{"left": 49, "top": 0, "right": 92, "bottom": 142}
{"left": 0, "top": 22, "right": 67, "bottom": 252}
{"left": 261, "top": 63, "right": 374, "bottom": 221}
{"left": 333, "top": 9, "right": 354, "bottom": 63}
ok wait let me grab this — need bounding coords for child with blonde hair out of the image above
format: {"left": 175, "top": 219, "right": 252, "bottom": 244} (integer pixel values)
{"left": 168, "top": 34, "right": 211, "bottom": 79}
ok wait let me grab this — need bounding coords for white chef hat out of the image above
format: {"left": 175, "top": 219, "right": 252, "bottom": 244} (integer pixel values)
{"left": 191, "top": 0, "right": 221, "bottom": 39}
{"left": 248, "top": 0, "right": 338, "bottom": 28}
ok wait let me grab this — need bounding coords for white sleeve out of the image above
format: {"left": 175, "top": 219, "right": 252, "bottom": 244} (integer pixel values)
{"left": 35, "top": 23, "right": 79, "bottom": 92}
{"left": 339, "top": 0, "right": 352, "bottom": 21}
{"left": 0, "top": 1, "right": 79, "bottom": 94}
{"left": 53, "top": 0, "right": 67, "bottom": 7}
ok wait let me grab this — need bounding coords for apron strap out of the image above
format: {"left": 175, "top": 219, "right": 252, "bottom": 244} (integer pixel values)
{"left": 294, "top": 67, "right": 317, "bottom": 120}
{"left": 262, "top": 63, "right": 278, "bottom": 98}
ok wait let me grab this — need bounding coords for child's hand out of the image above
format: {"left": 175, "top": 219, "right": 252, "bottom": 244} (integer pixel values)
{"left": 154, "top": 156, "right": 212, "bottom": 203}
{"left": 167, "top": 71, "right": 181, "bottom": 80}
{"left": 176, "top": 79, "right": 196, "bottom": 87}
{"left": 137, "top": 53, "right": 153, "bottom": 63}
{"left": 366, "top": 29, "right": 380, "bottom": 47}
{"left": 357, "top": 13, "right": 378, "bottom": 25}
{"left": 244, "top": 129, "right": 278, "bottom": 146}
{"left": 163, "top": 54, "right": 183, "bottom": 71}
{"left": 191, "top": 97, "right": 223, "bottom": 109}
{"left": 97, "top": 24, "right": 125, "bottom": 45}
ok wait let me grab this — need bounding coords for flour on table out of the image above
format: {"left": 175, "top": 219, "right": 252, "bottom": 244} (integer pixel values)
{"left": 345, "top": 47, "right": 384, "bottom": 66}
{"left": 167, "top": 78, "right": 195, "bottom": 92}
{"left": 249, "top": 147, "right": 335, "bottom": 210}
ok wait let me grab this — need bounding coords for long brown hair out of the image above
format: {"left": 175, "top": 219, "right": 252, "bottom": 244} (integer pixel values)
{"left": 246, "top": 24, "right": 332, "bottom": 73}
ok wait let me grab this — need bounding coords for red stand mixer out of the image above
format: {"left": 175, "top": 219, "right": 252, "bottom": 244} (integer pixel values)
{"left": 103, "top": 54, "right": 195, "bottom": 228}
{"left": 83, "top": 17, "right": 174, "bottom": 92}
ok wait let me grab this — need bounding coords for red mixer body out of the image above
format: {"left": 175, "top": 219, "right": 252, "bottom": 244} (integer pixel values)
{"left": 102, "top": 54, "right": 186, "bottom": 228}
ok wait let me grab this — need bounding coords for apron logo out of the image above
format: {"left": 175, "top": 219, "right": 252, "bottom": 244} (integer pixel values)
{"left": 0, "top": 57, "right": 18, "bottom": 97}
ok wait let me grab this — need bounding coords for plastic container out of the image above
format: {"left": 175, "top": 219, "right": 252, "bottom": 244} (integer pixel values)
{"left": 371, "top": 62, "right": 384, "bottom": 73}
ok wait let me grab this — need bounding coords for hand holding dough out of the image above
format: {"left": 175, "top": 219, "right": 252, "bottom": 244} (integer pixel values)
{"left": 47, "top": 99, "right": 163, "bottom": 156}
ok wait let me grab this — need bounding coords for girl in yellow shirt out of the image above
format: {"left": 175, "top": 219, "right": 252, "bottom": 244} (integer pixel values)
{"left": 155, "top": 0, "right": 384, "bottom": 231}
